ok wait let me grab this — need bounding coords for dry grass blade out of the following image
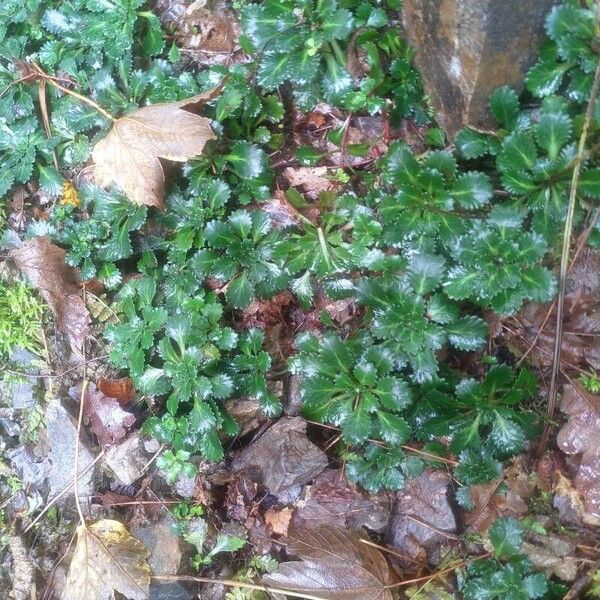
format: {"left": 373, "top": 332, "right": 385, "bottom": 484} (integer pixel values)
{"left": 538, "top": 46, "right": 600, "bottom": 456}
{"left": 63, "top": 520, "right": 151, "bottom": 600}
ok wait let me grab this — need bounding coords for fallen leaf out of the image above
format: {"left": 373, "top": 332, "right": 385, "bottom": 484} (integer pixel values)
{"left": 70, "top": 383, "right": 136, "bottom": 448}
{"left": 522, "top": 532, "right": 578, "bottom": 581}
{"left": 265, "top": 507, "right": 294, "bottom": 536}
{"left": 92, "top": 93, "right": 217, "bottom": 209}
{"left": 386, "top": 469, "right": 456, "bottom": 568}
{"left": 225, "top": 475, "right": 257, "bottom": 522}
{"left": 292, "top": 468, "right": 390, "bottom": 533}
{"left": 63, "top": 519, "right": 151, "bottom": 600}
{"left": 11, "top": 237, "right": 90, "bottom": 353}
{"left": 283, "top": 166, "right": 335, "bottom": 200}
{"left": 231, "top": 417, "right": 328, "bottom": 498}
{"left": 98, "top": 377, "right": 136, "bottom": 405}
{"left": 556, "top": 382, "right": 600, "bottom": 518}
{"left": 263, "top": 526, "right": 394, "bottom": 600}
{"left": 464, "top": 457, "right": 533, "bottom": 533}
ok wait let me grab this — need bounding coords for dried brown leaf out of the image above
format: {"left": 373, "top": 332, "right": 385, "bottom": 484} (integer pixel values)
{"left": 265, "top": 507, "right": 294, "bottom": 536}
{"left": 556, "top": 382, "right": 600, "bottom": 518}
{"left": 98, "top": 377, "right": 136, "bottom": 405}
{"left": 263, "top": 526, "right": 393, "bottom": 600}
{"left": 63, "top": 519, "right": 151, "bottom": 600}
{"left": 71, "top": 383, "right": 136, "bottom": 448}
{"left": 11, "top": 237, "right": 90, "bottom": 353}
{"left": 92, "top": 94, "right": 217, "bottom": 209}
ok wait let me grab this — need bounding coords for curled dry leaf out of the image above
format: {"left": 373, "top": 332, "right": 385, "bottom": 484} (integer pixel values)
{"left": 98, "top": 376, "right": 136, "bottom": 405}
{"left": 263, "top": 526, "right": 394, "bottom": 600}
{"left": 11, "top": 237, "right": 90, "bottom": 353}
{"left": 63, "top": 519, "right": 151, "bottom": 600}
{"left": 92, "top": 92, "right": 217, "bottom": 209}
{"left": 556, "top": 382, "right": 600, "bottom": 518}
{"left": 70, "top": 383, "right": 135, "bottom": 448}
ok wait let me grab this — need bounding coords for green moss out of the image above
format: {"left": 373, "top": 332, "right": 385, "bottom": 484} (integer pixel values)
{"left": 0, "top": 281, "right": 45, "bottom": 359}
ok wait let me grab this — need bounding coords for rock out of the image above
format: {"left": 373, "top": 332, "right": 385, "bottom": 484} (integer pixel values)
{"left": 44, "top": 397, "right": 96, "bottom": 502}
{"left": 149, "top": 582, "right": 194, "bottom": 600}
{"left": 402, "top": 0, "right": 556, "bottom": 137}
{"left": 6, "top": 447, "right": 47, "bottom": 488}
{"left": 133, "top": 515, "right": 182, "bottom": 575}
{"left": 104, "top": 433, "right": 148, "bottom": 485}
{"left": 386, "top": 469, "right": 456, "bottom": 567}
{"left": 231, "top": 417, "right": 328, "bottom": 496}
{"left": 174, "top": 473, "right": 197, "bottom": 498}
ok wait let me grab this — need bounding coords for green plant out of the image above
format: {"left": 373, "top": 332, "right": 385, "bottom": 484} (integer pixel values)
{"left": 459, "top": 518, "right": 548, "bottom": 600}
{"left": 227, "top": 554, "right": 279, "bottom": 600}
{"left": 0, "top": 280, "right": 45, "bottom": 358}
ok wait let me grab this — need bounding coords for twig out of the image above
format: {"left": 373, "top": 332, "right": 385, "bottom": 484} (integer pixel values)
{"left": 24, "top": 451, "right": 104, "bottom": 533}
{"left": 537, "top": 53, "right": 600, "bottom": 457}
{"left": 152, "top": 575, "right": 330, "bottom": 600}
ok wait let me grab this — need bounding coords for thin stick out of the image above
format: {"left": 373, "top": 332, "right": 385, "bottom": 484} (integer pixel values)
{"left": 538, "top": 53, "right": 600, "bottom": 457}
{"left": 24, "top": 451, "right": 104, "bottom": 533}
{"left": 152, "top": 575, "right": 330, "bottom": 600}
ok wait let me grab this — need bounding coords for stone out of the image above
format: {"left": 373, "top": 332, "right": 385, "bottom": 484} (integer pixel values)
{"left": 104, "top": 433, "right": 148, "bottom": 485}
{"left": 44, "top": 397, "right": 97, "bottom": 502}
{"left": 402, "top": 0, "right": 556, "bottom": 137}
{"left": 133, "top": 515, "right": 182, "bottom": 575}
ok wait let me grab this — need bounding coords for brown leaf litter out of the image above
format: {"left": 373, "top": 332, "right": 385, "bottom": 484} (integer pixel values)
{"left": 11, "top": 237, "right": 90, "bottom": 353}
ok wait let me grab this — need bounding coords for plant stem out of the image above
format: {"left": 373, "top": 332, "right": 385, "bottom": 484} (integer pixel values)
{"left": 537, "top": 47, "right": 600, "bottom": 457}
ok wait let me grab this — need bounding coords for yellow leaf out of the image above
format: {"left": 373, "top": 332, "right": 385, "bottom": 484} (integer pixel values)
{"left": 63, "top": 519, "right": 151, "bottom": 600}
{"left": 60, "top": 181, "right": 80, "bottom": 207}
{"left": 92, "top": 92, "right": 217, "bottom": 210}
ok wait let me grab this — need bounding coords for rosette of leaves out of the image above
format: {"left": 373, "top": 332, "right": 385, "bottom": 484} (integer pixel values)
{"left": 278, "top": 196, "right": 398, "bottom": 306}
{"left": 459, "top": 518, "right": 548, "bottom": 600}
{"left": 411, "top": 365, "right": 539, "bottom": 491}
{"left": 192, "top": 209, "right": 289, "bottom": 308}
{"left": 345, "top": 444, "right": 426, "bottom": 493}
{"left": 241, "top": 0, "right": 388, "bottom": 108}
{"left": 526, "top": 0, "right": 599, "bottom": 102}
{"left": 379, "top": 142, "right": 493, "bottom": 246}
{"left": 289, "top": 331, "right": 413, "bottom": 446}
{"left": 444, "top": 216, "right": 556, "bottom": 315}
{"left": 51, "top": 185, "right": 147, "bottom": 287}
{"left": 232, "top": 328, "right": 281, "bottom": 417}
{"left": 495, "top": 97, "right": 600, "bottom": 235}
{"left": 356, "top": 276, "right": 487, "bottom": 382}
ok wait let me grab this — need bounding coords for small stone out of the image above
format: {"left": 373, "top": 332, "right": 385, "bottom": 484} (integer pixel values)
{"left": 174, "top": 473, "right": 196, "bottom": 498}
{"left": 6, "top": 446, "right": 47, "bottom": 488}
{"left": 44, "top": 397, "right": 97, "bottom": 502}
{"left": 133, "top": 516, "right": 182, "bottom": 576}
{"left": 149, "top": 582, "right": 194, "bottom": 600}
{"left": 104, "top": 433, "right": 148, "bottom": 485}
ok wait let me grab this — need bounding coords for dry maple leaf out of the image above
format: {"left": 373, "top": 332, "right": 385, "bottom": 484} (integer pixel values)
{"left": 92, "top": 92, "right": 217, "bottom": 209}
{"left": 11, "top": 237, "right": 90, "bottom": 353}
{"left": 263, "top": 526, "right": 393, "bottom": 600}
{"left": 63, "top": 519, "right": 151, "bottom": 600}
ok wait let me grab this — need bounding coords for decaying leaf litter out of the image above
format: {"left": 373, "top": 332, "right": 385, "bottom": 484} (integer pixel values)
{"left": 2, "top": 1, "right": 600, "bottom": 600}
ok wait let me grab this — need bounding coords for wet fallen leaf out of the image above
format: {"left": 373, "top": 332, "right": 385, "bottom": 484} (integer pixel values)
{"left": 71, "top": 383, "right": 136, "bottom": 448}
{"left": 553, "top": 471, "right": 600, "bottom": 527}
{"left": 11, "top": 237, "right": 90, "bottom": 353}
{"left": 292, "top": 468, "right": 390, "bottom": 533}
{"left": 231, "top": 417, "right": 328, "bottom": 497}
{"left": 98, "top": 377, "right": 136, "bottom": 405}
{"left": 92, "top": 93, "right": 217, "bottom": 209}
{"left": 263, "top": 526, "right": 393, "bottom": 600}
{"left": 556, "top": 382, "right": 600, "bottom": 518}
{"left": 386, "top": 470, "right": 456, "bottom": 569}
{"left": 63, "top": 519, "right": 151, "bottom": 600}
{"left": 465, "top": 458, "right": 533, "bottom": 533}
